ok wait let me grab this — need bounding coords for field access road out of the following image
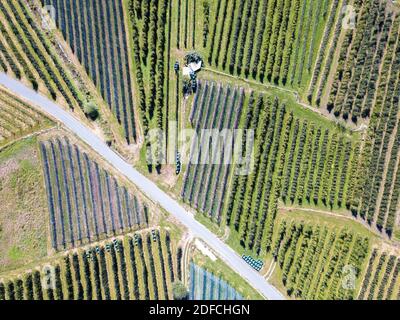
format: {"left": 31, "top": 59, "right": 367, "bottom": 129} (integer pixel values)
{"left": 0, "top": 73, "right": 285, "bottom": 300}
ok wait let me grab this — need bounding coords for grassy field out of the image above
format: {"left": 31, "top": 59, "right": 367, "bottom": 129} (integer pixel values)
{"left": 0, "top": 137, "right": 49, "bottom": 273}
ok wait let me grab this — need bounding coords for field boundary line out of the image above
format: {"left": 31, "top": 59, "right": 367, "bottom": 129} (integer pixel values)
{"left": 0, "top": 125, "right": 56, "bottom": 152}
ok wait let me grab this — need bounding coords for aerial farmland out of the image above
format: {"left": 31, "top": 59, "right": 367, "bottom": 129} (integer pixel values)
{"left": 0, "top": 0, "right": 399, "bottom": 307}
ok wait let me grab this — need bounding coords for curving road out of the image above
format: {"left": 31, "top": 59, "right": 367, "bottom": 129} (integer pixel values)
{"left": 0, "top": 73, "right": 285, "bottom": 300}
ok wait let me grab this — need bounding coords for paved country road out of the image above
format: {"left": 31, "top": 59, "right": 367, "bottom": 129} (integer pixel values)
{"left": 0, "top": 73, "right": 285, "bottom": 300}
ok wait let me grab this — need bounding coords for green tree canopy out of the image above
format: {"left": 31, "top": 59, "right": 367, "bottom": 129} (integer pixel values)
{"left": 84, "top": 101, "right": 99, "bottom": 121}
{"left": 172, "top": 281, "right": 189, "bottom": 300}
